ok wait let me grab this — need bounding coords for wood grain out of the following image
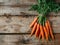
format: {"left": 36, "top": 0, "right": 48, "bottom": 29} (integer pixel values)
{"left": 0, "top": 34, "right": 60, "bottom": 45}
{"left": 0, "top": 0, "right": 37, "bottom": 15}
{"left": 0, "top": 0, "right": 59, "bottom": 5}
{"left": 0, "top": 16, "right": 59, "bottom": 33}
{"left": 0, "top": 0, "right": 59, "bottom": 45}
{"left": 0, "top": 0, "right": 37, "bottom": 5}
{"left": 0, "top": 6, "right": 38, "bottom": 15}
{"left": 0, "top": 6, "right": 60, "bottom": 16}
{"left": 0, "top": 0, "right": 59, "bottom": 15}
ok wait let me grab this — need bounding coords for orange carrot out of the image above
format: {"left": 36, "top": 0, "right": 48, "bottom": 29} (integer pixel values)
{"left": 30, "top": 17, "right": 38, "bottom": 28}
{"left": 43, "top": 26, "right": 48, "bottom": 40}
{"left": 30, "top": 22, "right": 37, "bottom": 36}
{"left": 40, "top": 24, "right": 44, "bottom": 40}
{"left": 47, "top": 20, "right": 54, "bottom": 40}
{"left": 39, "top": 25, "right": 42, "bottom": 39}
{"left": 35, "top": 24, "right": 40, "bottom": 38}
{"left": 45, "top": 21, "right": 49, "bottom": 35}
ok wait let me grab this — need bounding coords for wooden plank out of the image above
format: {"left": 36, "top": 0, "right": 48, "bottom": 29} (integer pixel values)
{"left": 0, "top": 0, "right": 36, "bottom": 15}
{"left": 0, "top": 6, "right": 60, "bottom": 16}
{"left": 0, "top": 0, "right": 37, "bottom": 15}
{"left": 0, "top": 16, "right": 60, "bottom": 33}
{"left": 0, "top": 0, "right": 59, "bottom": 6}
{"left": 0, "top": 6, "right": 38, "bottom": 15}
{"left": 0, "top": 0, "right": 59, "bottom": 15}
{"left": 0, "top": 34, "right": 60, "bottom": 45}
{"left": 0, "top": 0, "right": 37, "bottom": 5}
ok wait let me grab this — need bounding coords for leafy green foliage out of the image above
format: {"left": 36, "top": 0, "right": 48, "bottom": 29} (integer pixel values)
{"left": 29, "top": 0, "right": 60, "bottom": 25}
{"left": 29, "top": 0, "right": 60, "bottom": 15}
{"left": 29, "top": 4, "right": 38, "bottom": 11}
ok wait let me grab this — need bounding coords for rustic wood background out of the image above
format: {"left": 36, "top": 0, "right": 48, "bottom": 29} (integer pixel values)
{"left": 0, "top": 0, "right": 60, "bottom": 45}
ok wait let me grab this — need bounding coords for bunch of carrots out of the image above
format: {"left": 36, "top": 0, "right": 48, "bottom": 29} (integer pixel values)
{"left": 29, "top": 0, "right": 60, "bottom": 41}
{"left": 30, "top": 17, "right": 54, "bottom": 41}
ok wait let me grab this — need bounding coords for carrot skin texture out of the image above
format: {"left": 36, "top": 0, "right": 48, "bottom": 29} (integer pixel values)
{"left": 30, "top": 22, "right": 37, "bottom": 36}
{"left": 30, "top": 17, "right": 38, "bottom": 28}
{"left": 47, "top": 20, "right": 54, "bottom": 40}
{"left": 40, "top": 24, "right": 44, "bottom": 40}
{"left": 45, "top": 21, "right": 49, "bottom": 35}
{"left": 43, "top": 26, "right": 48, "bottom": 41}
{"left": 39, "top": 25, "right": 42, "bottom": 39}
{"left": 35, "top": 24, "right": 40, "bottom": 38}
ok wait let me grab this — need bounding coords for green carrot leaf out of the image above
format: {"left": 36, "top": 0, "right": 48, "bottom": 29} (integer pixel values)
{"left": 29, "top": 4, "right": 38, "bottom": 11}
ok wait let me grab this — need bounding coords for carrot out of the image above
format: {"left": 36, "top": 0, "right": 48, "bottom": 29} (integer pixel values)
{"left": 39, "top": 24, "right": 44, "bottom": 40}
{"left": 30, "top": 22, "right": 37, "bottom": 36}
{"left": 35, "top": 23, "right": 40, "bottom": 38}
{"left": 45, "top": 21, "right": 49, "bottom": 35}
{"left": 39, "top": 25, "right": 42, "bottom": 39}
{"left": 43, "top": 26, "right": 48, "bottom": 41}
{"left": 30, "top": 17, "right": 38, "bottom": 28}
{"left": 47, "top": 20, "right": 54, "bottom": 40}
